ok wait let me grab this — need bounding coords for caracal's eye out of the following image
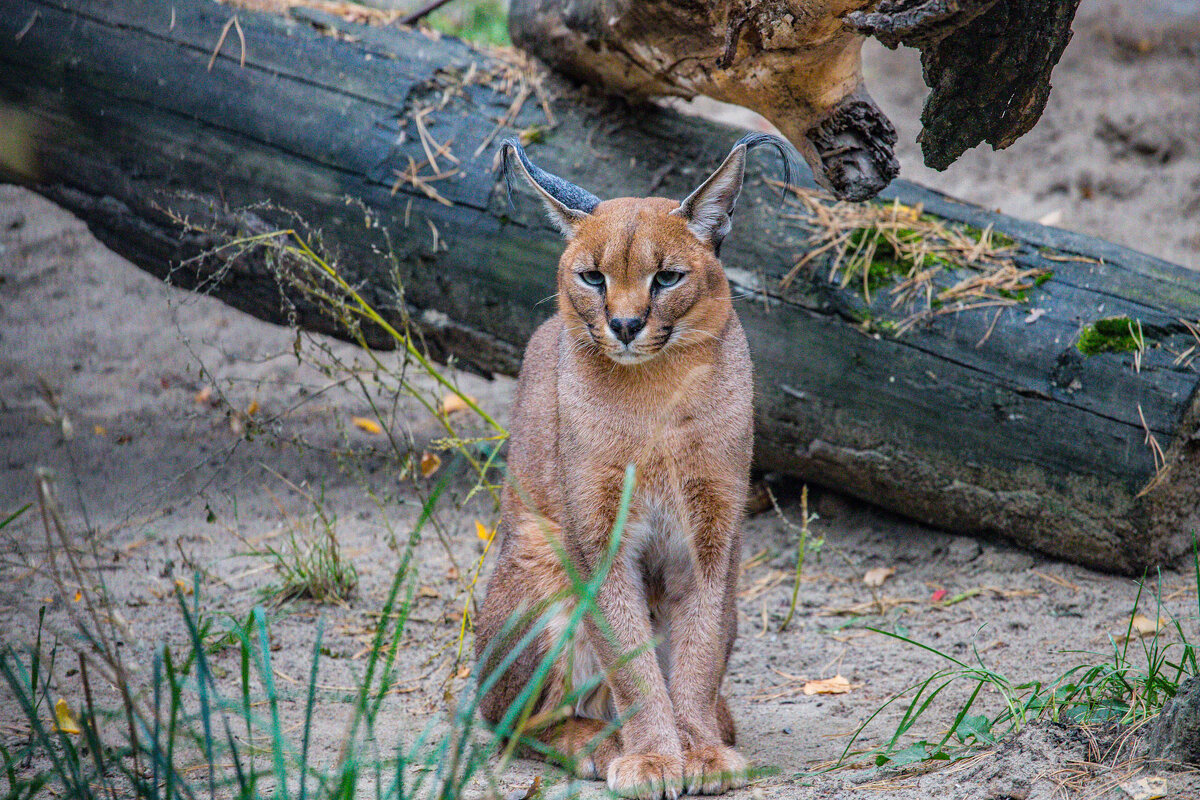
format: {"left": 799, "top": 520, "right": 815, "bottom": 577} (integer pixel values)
{"left": 579, "top": 270, "right": 606, "bottom": 288}
{"left": 653, "top": 270, "right": 684, "bottom": 289}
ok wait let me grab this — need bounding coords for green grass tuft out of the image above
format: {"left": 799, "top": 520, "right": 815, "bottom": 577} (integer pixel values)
{"left": 834, "top": 548, "right": 1199, "bottom": 770}
{"left": 251, "top": 479, "right": 358, "bottom": 605}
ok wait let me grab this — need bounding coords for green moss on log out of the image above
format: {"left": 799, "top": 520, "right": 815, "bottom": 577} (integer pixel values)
{"left": 1077, "top": 317, "right": 1143, "bottom": 356}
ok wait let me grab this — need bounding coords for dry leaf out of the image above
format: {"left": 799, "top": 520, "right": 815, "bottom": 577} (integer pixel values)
{"left": 803, "top": 675, "right": 852, "bottom": 695}
{"left": 475, "top": 520, "right": 495, "bottom": 542}
{"left": 456, "top": 664, "right": 470, "bottom": 679}
{"left": 173, "top": 578, "right": 194, "bottom": 596}
{"left": 53, "top": 698, "right": 81, "bottom": 735}
{"left": 194, "top": 386, "right": 213, "bottom": 406}
{"left": 73, "top": 591, "right": 82, "bottom": 602}
{"left": 93, "top": 425, "right": 106, "bottom": 436}
{"left": 352, "top": 416, "right": 383, "bottom": 435}
{"left": 245, "top": 399, "right": 259, "bottom": 416}
{"left": 417, "top": 585, "right": 440, "bottom": 599}
{"left": 863, "top": 567, "right": 896, "bottom": 588}
{"left": 419, "top": 451, "right": 441, "bottom": 478}
{"left": 1120, "top": 613, "right": 1167, "bottom": 643}
{"left": 440, "top": 393, "right": 477, "bottom": 415}
{"left": 446, "top": 565, "right": 460, "bottom": 581}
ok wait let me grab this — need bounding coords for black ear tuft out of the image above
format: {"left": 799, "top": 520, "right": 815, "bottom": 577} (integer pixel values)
{"left": 733, "top": 132, "right": 797, "bottom": 206}
{"left": 672, "top": 132, "right": 798, "bottom": 249}
{"left": 498, "top": 138, "right": 600, "bottom": 214}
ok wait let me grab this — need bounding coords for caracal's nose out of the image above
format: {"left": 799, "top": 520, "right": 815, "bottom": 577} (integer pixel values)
{"left": 609, "top": 317, "right": 645, "bottom": 345}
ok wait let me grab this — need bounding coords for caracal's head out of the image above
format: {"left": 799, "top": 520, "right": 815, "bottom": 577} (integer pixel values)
{"left": 499, "top": 134, "right": 793, "bottom": 366}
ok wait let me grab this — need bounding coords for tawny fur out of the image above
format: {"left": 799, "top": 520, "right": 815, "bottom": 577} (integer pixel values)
{"left": 475, "top": 138, "right": 780, "bottom": 799}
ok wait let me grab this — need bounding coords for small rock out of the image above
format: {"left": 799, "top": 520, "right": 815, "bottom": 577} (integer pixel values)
{"left": 1146, "top": 676, "right": 1200, "bottom": 766}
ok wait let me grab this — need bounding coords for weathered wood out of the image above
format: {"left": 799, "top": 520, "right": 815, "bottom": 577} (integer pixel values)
{"left": 509, "top": 0, "right": 1082, "bottom": 193}
{"left": 1, "top": 0, "right": 1198, "bottom": 573}
{"left": 509, "top": 0, "right": 901, "bottom": 201}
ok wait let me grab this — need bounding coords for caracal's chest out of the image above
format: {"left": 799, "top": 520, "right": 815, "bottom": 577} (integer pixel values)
{"left": 557, "top": 360, "right": 743, "bottom": 476}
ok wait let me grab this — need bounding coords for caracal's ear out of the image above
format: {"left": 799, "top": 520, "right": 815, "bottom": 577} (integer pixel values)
{"left": 498, "top": 138, "right": 600, "bottom": 237}
{"left": 671, "top": 132, "right": 795, "bottom": 252}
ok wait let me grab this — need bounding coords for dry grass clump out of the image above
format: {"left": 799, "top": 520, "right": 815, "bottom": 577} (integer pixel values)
{"left": 777, "top": 186, "right": 1050, "bottom": 335}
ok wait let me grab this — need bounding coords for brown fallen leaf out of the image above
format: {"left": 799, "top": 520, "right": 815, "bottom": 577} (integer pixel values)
{"left": 456, "top": 664, "right": 470, "bottom": 679}
{"left": 803, "top": 675, "right": 853, "bottom": 695}
{"left": 419, "top": 450, "right": 441, "bottom": 478}
{"left": 440, "top": 393, "right": 477, "bottom": 415}
{"left": 1119, "top": 613, "right": 1168, "bottom": 643}
{"left": 245, "top": 399, "right": 259, "bottom": 416}
{"left": 863, "top": 566, "right": 896, "bottom": 588}
{"left": 352, "top": 416, "right": 383, "bottom": 435}
{"left": 417, "top": 585, "right": 440, "bottom": 599}
{"left": 194, "top": 386, "right": 213, "bottom": 406}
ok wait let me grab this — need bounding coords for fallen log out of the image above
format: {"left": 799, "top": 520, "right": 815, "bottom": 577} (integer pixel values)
{"left": 1, "top": 0, "right": 1197, "bottom": 573}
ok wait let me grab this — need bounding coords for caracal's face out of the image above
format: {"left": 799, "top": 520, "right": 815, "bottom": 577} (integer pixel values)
{"left": 557, "top": 197, "right": 731, "bottom": 366}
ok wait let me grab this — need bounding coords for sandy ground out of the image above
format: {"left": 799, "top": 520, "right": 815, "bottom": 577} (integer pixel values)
{"left": 3, "top": 0, "right": 1200, "bottom": 797}
{"left": 2, "top": 196, "right": 1199, "bottom": 798}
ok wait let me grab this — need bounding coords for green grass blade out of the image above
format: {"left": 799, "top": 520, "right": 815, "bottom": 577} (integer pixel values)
{"left": 252, "top": 607, "right": 290, "bottom": 800}
{"left": 299, "top": 617, "right": 324, "bottom": 800}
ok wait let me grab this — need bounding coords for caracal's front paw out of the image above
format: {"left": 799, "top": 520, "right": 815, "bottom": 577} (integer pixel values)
{"left": 571, "top": 733, "right": 621, "bottom": 780}
{"left": 682, "top": 745, "right": 748, "bottom": 795}
{"left": 607, "top": 752, "right": 684, "bottom": 800}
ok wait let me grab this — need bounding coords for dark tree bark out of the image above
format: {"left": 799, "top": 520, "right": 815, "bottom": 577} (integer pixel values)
{"left": 847, "top": 0, "right": 1085, "bottom": 170}
{"left": 1, "top": 0, "right": 1198, "bottom": 573}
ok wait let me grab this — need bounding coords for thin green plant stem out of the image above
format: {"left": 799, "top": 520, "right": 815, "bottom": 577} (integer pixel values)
{"left": 779, "top": 484, "right": 810, "bottom": 632}
{"left": 286, "top": 232, "right": 503, "bottom": 431}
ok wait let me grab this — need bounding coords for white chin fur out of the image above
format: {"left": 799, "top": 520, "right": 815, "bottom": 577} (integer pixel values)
{"left": 607, "top": 350, "right": 654, "bottom": 365}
